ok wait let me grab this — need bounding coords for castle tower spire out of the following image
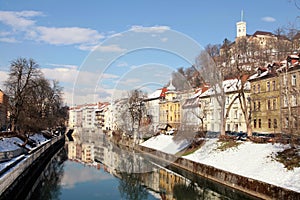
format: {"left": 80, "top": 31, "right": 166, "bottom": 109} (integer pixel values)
{"left": 236, "top": 10, "right": 246, "bottom": 38}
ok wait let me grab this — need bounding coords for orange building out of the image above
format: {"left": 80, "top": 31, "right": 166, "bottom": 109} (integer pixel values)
{"left": 0, "top": 90, "right": 8, "bottom": 130}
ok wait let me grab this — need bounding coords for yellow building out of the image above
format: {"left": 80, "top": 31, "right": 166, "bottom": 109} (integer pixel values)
{"left": 280, "top": 55, "right": 300, "bottom": 136}
{"left": 249, "top": 65, "right": 281, "bottom": 134}
{"left": 159, "top": 82, "right": 181, "bottom": 132}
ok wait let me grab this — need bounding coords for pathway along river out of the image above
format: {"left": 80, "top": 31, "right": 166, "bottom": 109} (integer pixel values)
{"left": 18, "top": 132, "right": 260, "bottom": 200}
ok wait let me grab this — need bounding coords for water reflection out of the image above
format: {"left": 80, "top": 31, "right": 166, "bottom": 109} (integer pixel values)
{"left": 65, "top": 131, "right": 258, "bottom": 200}
{"left": 28, "top": 148, "right": 67, "bottom": 200}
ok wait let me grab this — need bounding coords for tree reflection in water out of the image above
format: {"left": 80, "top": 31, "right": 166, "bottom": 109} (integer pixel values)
{"left": 29, "top": 148, "right": 68, "bottom": 200}
{"left": 118, "top": 172, "right": 149, "bottom": 200}
{"left": 173, "top": 182, "right": 202, "bottom": 200}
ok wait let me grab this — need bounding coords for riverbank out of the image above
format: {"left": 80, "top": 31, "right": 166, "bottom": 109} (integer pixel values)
{"left": 112, "top": 134, "right": 300, "bottom": 199}
{"left": 0, "top": 134, "right": 65, "bottom": 199}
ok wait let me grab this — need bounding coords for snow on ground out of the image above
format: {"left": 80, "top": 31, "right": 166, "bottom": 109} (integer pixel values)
{"left": 29, "top": 133, "right": 48, "bottom": 144}
{"left": 0, "top": 155, "right": 25, "bottom": 171}
{"left": 140, "top": 134, "right": 191, "bottom": 155}
{"left": 0, "top": 137, "right": 24, "bottom": 151}
{"left": 184, "top": 139, "right": 300, "bottom": 192}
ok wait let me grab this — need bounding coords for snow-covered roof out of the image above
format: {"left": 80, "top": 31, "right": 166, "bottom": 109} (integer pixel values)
{"left": 147, "top": 89, "right": 162, "bottom": 99}
{"left": 199, "top": 79, "right": 250, "bottom": 97}
{"left": 248, "top": 70, "right": 269, "bottom": 81}
{"left": 288, "top": 54, "right": 299, "bottom": 59}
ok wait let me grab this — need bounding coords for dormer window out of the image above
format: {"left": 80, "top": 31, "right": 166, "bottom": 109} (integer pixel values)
{"left": 258, "top": 69, "right": 261, "bottom": 76}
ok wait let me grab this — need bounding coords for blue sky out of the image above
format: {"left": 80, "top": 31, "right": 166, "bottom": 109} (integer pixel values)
{"left": 0, "top": 0, "right": 299, "bottom": 105}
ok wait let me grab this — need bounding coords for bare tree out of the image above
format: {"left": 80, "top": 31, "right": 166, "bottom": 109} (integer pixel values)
{"left": 116, "top": 90, "right": 147, "bottom": 143}
{"left": 4, "top": 58, "right": 42, "bottom": 132}
{"left": 196, "top": 49, "right": 227, "bottom": 136}
{"left": 4, "top": 58, "right": 66, "bottom": 134}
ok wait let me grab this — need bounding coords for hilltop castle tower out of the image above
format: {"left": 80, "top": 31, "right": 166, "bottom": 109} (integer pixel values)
{"left": 236, "top": 10, "right": 246, "bottom": 38}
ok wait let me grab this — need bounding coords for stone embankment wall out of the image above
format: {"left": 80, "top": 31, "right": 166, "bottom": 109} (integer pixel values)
{"left": 0, "top": 135, "right": 65, "bottom": 196}
{"left": 0, "top": 148, "right": 26, "bottom": 162}
{"left": 138, "top": 145, "right": 300, "bottom": 200}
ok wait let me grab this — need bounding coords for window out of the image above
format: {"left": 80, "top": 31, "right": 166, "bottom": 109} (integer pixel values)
{"left": 285, "top": 117, "right": 289, "bottom": 128}
{"left": 254, "top": 119, "right": 257, "bottom": 128}
{"left": 273, "top": 99, "right": 277, "bottom": 110}
{"left": 268, "top": 119, "right": 272, "bottom": 128}
{"left": 283, "top": 95, "right": 288, "bottom": 107}
{"left": 234, "top": 110, "right": 238, "bottom": 119}
{"left": 292, "top": 95, "right": 297, "bottom": 106}
{"left": 266, "top": 81, "right": 270, "bottom": 92}
{"left": 294, "top": 117, "right": 298, "bottom": 128}
{"left": 258, "top": 101, "right": 261, "bottom": 111}
{"left": 253, "top": 102, "right": 256, "bottom": 111}
{"left": 292, "top": 74, "right": 297, "bottom": 86}
{"left": 283, "top": 76, "right": 287, "bottom": 86}
{"left": 272, "top": 81, "right": 276, "bottom": 91}
{"left": 257, "top": 84, "right": 261, "bottom": 93}
{"left": 258, "top": 119, "right": 262, "bottom": 128}
{"left": 274, "top": 119, "right": 278, "bottom": 129}
{"left": 227, "top": 124, "right": 230, "bottom": 131}
{"left": 267, "top": 100, "right": 271, "bottom": 110}
{"left": 253, "top": 85, "right": 256, "bottom": 93}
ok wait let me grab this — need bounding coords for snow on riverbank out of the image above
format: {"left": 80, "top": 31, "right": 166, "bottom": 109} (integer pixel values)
{"left": 0, "top": 133, "right": 50, "bottom": 173}
{"left": 184, "top": 139, "right": 300, "bottom": 193}
{"left": 0, "top": 137, "right": 24, "bottom": 151}
{"left": 140, "top": 134, "right": 191, "bottom": 155}
{"left": 140, "top": 135, "right": 300, "bottom": 192}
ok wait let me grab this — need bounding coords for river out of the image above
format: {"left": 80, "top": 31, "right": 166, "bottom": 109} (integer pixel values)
{"left": 19, "top": 132, "right": 259, "bottom": 200}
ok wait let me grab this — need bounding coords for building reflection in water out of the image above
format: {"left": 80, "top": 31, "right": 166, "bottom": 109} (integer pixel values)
{"left": 65, "top": 132, "right": 239, "bottom": 200}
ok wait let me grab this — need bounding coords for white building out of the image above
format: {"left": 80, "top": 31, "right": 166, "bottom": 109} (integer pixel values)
{"left": 81, "top": 104, "right": 97, "bottom": 128}
{"left": 68, "top": 103, "right": 109, "bottom": 132}
{"left": 145, "top": 89, "right": 163, "bottom": 133}
{"left": 200, "top": 79, "right": 251, "bottom": 133}
{"left": 181, "top": 87, "right": 208, "bottom": 132}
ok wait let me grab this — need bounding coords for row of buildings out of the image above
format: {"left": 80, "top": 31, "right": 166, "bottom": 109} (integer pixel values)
{"left": 68, "top": 17, "right": 300, "bottom": 137}
{"left": 68, "top": 53, "right": 300, "bottom": 137}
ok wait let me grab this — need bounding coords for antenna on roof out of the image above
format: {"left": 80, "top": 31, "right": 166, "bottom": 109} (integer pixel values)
{"left": 241, "top": 9, "right": 244, "bottom": 21}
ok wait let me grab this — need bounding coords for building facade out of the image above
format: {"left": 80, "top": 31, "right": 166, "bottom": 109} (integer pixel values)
{"left": 280, "top": 56, "right": 300, "bottom": 136}
{"left": 159, "top": 83, "right": 181, "bottom": 131}
{"left": 249, "top": 65, "right": 281, "bottom": 134}
{"left": 0, "top": 90, "right": 8, "bottom": 130}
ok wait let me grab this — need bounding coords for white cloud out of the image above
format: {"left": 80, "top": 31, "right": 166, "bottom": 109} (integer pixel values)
{"left": 101, "top": 73, "right": 119, "bottom": 79}
{"left": 130, "top": 25, "right": 170, "bottom": 33}
{"left": 0, "top": 31, "right": 11, "bottom": 37}
{"left": 0, "top": 37, "right": 18, "bottom": 43}
{"left": 119, "top": 78, "right": 142, "bottom": 86}
{"left": 60, "top": 164, "right": 112, "bottom": 189}
{"left": 116, "top": 61, "right": 128, "bottom": 67}
{"left": 261, "top": 16, "right": 276, "bottom": 22}
{"left": 77, "top": 44, "right": 126, "bottom": 52}
{"left": 41, "top": 67, "right": 78, "bottom": 84}
{"left": 0, "top": 70, "right": 8, "bottom": 88}
{"left": 46, "top": 63, "right": 78, "bottom": 69}
{"left": 0, "top": 10, "right": 42, "bottom": 29}
{"left": 0, "top": 10, "right": 103, "bottom": 49}
{"left": 36, "top": 26, "right": 104, "bottom": 45}
{"left": 161, "top": 37, "right": 168, "bottom": 42}
{"left": 95, "top": 44, "right": 126, "bottom": 52}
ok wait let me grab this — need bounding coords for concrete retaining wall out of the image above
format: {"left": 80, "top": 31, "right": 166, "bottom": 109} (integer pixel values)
{"left": 0, "top": 148, "right": 26, "bottom": 162}
{"left": 138, "top": 145, "right": 300, "bottom": 200}
{"left": 0, "top": 135, "right": 65, "bottom": 195}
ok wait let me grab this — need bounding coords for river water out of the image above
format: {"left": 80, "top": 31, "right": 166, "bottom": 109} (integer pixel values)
{"left": 23, "top": 132, "right": 259, "bottom": 200}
